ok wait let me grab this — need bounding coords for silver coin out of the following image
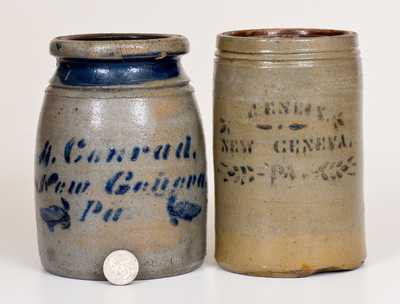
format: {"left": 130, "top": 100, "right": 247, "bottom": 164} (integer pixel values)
{"left": 103, "top": 250, "right": 139, "bottom": 285}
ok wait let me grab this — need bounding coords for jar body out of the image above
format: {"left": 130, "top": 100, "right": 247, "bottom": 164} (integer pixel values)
{"left": 214, "top": 29, "right": 365, "bottom": 277}
{"left": 35, "top": 36, "right": 207, "bottom": 280}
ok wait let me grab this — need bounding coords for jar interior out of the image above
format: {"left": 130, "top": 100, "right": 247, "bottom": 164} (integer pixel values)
{"left": 63, "top": 33, "right": 169, "bottom": 41}
{"left": 227, "top": 29, "right": 348, "bottom": 38}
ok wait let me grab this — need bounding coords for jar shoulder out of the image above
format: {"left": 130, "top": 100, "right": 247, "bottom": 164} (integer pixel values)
{"left": 37, "top": 83, "right": 204, "bottom": 146}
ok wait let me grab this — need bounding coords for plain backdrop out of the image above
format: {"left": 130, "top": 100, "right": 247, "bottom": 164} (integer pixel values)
{"left": 0, "top": 1, "right": 399, "bottom": 303}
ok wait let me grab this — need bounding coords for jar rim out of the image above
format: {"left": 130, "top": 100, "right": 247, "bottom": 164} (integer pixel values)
{"left": 217, "top": 28, "right": 358, "bottom": 54}
{"left": 50, "top": 33, "right": 189, "bottom": 60}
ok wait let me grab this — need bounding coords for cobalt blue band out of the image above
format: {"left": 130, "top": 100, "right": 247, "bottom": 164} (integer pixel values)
{"left": 56, "top": 56, "right": 181, "bottom": 86}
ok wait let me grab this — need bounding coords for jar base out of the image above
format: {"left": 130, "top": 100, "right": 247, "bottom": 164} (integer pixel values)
{"left": 216, "top": 260, "right": 365, "bottom": 278}
{"left": 42, "top": 259, "right": 204, "bottom": 281}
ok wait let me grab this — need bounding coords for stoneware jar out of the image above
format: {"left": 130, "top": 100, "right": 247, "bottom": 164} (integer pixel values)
{"left": 214, "top": 28, "right": 366, "bottom": 277}
{"left": 35, "top": 33, "right": 207, "bottom": 280}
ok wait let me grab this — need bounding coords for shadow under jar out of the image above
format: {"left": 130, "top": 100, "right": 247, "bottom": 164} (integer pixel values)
{"left": 35, "top": 33, "right": 207, "bottom": 280}
{"left": 214, "top": 28, "right": 366, "bottom": 277}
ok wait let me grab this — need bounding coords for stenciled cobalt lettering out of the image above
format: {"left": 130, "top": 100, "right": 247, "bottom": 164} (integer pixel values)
{"left": 214, "top": 28, "right": 365, "bottom": 277}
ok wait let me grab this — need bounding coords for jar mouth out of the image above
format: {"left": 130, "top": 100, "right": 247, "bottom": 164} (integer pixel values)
{"left": 50, "top": 33, "right": 189, "bottom": 60}
{"left": 217, "top": 28, "right": 358, "bottom": 55}
{"left": 224, "top": 28, "right": 348, "bottom": 38}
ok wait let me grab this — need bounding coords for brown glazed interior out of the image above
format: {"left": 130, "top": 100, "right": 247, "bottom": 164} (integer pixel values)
{"left": 59, "top": 33, "right": 170, "bottom": 42}
{"left": 226, "top": 28, "right": 348, "bottom": 38}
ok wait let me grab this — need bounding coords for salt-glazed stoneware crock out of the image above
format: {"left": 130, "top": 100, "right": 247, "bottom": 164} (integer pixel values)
{"left": 35, "top": 33, "right": 207, "bottom": 280}
{"left": 214, "top": 28, "right": 366, "bottom": 277}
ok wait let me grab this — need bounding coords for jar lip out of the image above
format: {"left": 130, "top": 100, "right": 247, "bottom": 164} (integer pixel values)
{"left": 50, "top": 33, "right": 189, "bottom": 59}
{"left": 217, "top": 28, "right": 358, "bottom": 54}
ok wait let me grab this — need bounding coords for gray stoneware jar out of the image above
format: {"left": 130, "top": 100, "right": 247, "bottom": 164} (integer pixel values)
{"left": 35, "top": 33, "right": 207, "bottom": 280}
{"left": 214, "top": 29, "right": 366, "bottom": 277}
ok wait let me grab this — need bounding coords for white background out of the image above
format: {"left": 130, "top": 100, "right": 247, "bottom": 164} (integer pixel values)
{"left": 0, "top": 0, "right": 399, "bottom": 303}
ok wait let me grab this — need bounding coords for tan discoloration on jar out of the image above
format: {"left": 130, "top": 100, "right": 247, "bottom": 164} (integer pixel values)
{"left": 214, "top": 28, "right": 366, "bottom": 277}
{"left": 35, "top": 34, "right": 207, "bottom": 280}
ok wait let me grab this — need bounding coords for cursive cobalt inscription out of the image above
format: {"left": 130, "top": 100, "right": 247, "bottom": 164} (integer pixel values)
{"left": 35, "top": 173, "right": 90, "bottom": 195}
{"left": 36, "top": 135, "right": 206, "bottom": 230}
{"left": 38, "top": 136, "right": 197, "bottom": 168}
{"left": 105, "top": 171, "right": 206, "bottom": 196}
